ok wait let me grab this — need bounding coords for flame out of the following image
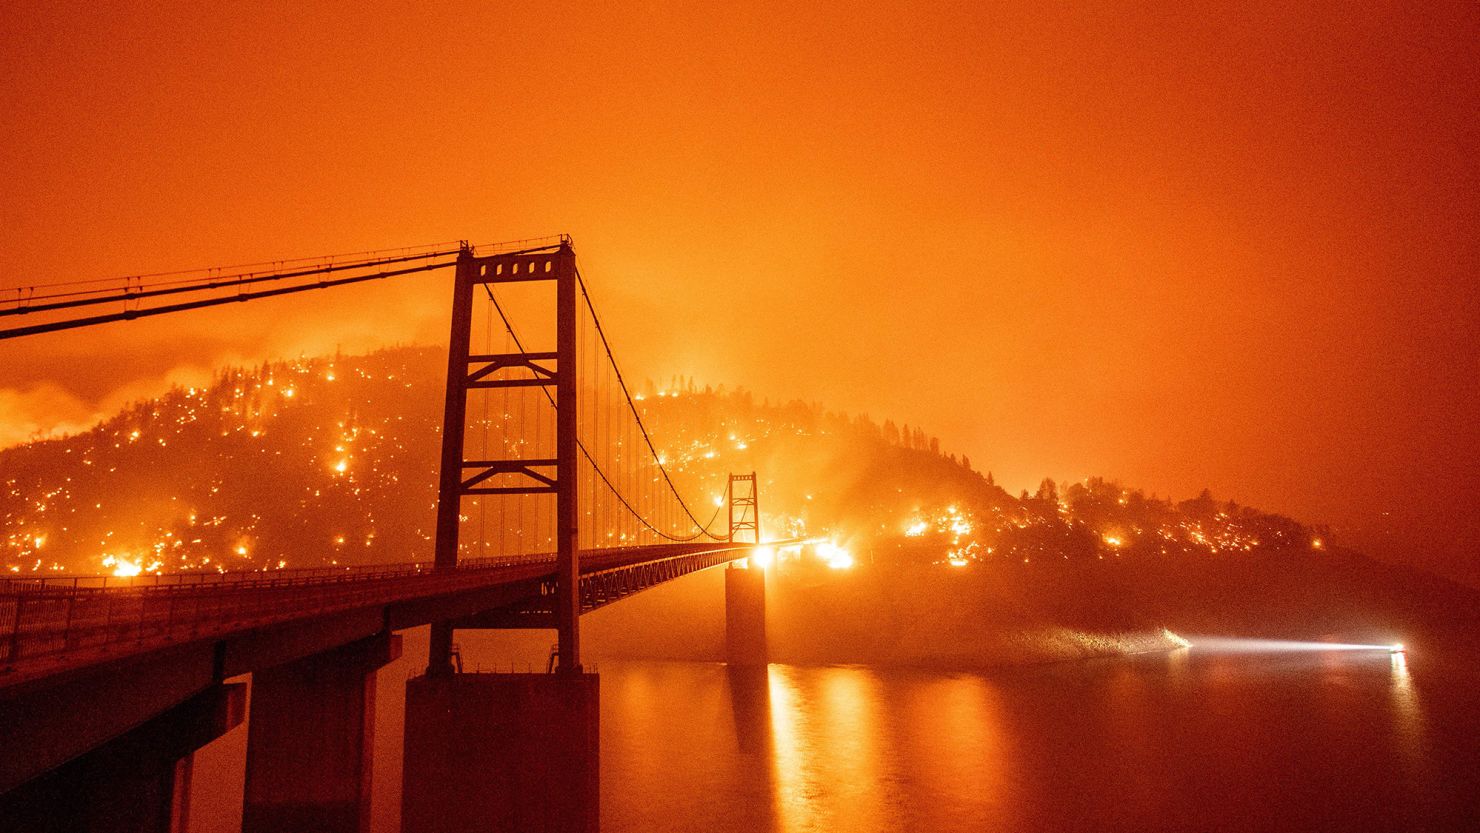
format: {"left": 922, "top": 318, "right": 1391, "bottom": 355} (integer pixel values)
{"left": 816, "top": 541, "right": 854, "bottom": 569}
{"left": 102, "top": 554, "right": 142, "bottom": 577}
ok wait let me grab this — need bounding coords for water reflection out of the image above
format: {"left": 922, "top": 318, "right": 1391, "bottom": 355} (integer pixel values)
{"left": 1387, "top": 651, "right": 1428, "bottom": 782}
{"left": 905, "top": 674, "right": 1011, "bottom": 828}
{"left": 765, "top": 666, "right": 810, "bottom": 832}
{"left": 192, "top": 648, "right": 1477, "bottom": 833}
{"left": 715, "top": 651, "right": 1462, "bottom": 833}
{"left": 762, "top": 665, "right": 1014, "bottom": 832}
{"left": 726, "top": 665, "right": 771, "bottom": 755}
{"left": 768, "top": 666, "right": 882, "bottom": 832}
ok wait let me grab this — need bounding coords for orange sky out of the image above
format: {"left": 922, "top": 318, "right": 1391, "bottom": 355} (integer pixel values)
{"left": 2, "top": 1, "right": 1477, "bottom": 583}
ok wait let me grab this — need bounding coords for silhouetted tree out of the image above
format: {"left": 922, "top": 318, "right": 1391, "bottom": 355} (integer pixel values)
{"left": 1036, "top": 478, "right": 1058, "bottom": 503}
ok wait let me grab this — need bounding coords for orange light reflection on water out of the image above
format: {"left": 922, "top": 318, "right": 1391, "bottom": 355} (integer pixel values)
{"left": 765, "top": 665, "right": 897, "bottom": 830}
{"left": 767, "top": 665, "right": 1012, "bottom": 831}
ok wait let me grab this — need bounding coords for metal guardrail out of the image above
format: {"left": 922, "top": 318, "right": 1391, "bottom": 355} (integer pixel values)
{"left": 0, "top": 543, "right": 761, "bottom": 672}
{"left": 0, "top": 554, "right": 557, "bottom": 669}
{"left": 0, "top": 553, "right": 554, "bottom": 592}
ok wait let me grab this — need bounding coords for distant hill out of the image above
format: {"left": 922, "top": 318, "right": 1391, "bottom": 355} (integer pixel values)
{"left": 3, "top": 345, "right": 1327, "bottom": 578}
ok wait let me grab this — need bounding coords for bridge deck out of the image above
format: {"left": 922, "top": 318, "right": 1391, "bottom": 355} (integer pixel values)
{"left": 0, "top": 541, "right": 762, "bottom": 793}
{"left": 0, "top": 542, "right": 756, "bottom": 690}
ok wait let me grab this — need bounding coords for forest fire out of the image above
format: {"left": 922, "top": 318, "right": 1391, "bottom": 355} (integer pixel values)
{"left": 1, "top": 4, "right": 1475, "bottom": 831}
{"left": 1, "top": 347, "right": 1336, "bottom": 577}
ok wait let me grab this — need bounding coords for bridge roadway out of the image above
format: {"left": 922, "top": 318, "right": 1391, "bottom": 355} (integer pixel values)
{"left": 0, "top": 541, "right": 759, "bottom": 795}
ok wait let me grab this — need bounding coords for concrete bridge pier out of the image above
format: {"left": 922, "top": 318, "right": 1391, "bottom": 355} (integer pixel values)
{"left": 241, "top": 631, "right": 401, "bottom": 833}
{"left": 726, "top": 563, "right": 768, "bottom": 667}
{"left": 401, "top": 671, "right": 600, "bottom": 833}
{"left": 0, "top": 682, "right": 245, "bottom": 833}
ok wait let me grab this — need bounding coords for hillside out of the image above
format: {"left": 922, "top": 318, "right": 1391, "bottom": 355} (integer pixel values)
{"left": 4, "top": 346, "right": 1325, "bottom": 579}
{"left": 7, "top": 345, "right": 1477, "bottom": 668}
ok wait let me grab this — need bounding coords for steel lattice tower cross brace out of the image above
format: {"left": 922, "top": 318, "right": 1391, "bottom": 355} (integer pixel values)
{"left": 429, "top": 240, "right": 581, "bottom": 675}
{"left": 727, "top": 472, "right": 759, "bottom": 544}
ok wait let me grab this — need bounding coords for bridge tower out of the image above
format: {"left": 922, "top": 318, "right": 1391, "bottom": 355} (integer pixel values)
{"left": 725, "top": 473, "right": 767, "bottom": 666}
{"left": 428, "top": 239, "right": 581, "bottom": 676}
{"left": 727, "top": 472, "right": 759, "bottom": 544}
{"left": 405, "top": 239, "right": 598, "bottom": 833}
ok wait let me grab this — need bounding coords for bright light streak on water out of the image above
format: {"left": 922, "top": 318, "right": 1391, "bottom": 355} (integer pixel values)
{"left": 182, "top": 641, "right": 1480, "bottom": 833}
{"left": 1184, "top": 636, "right": 1403, "bottom": 653}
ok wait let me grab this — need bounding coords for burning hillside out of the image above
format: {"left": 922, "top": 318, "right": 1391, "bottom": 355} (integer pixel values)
{"left": 3, "top": 346, "right": 1326, "bottom": 578}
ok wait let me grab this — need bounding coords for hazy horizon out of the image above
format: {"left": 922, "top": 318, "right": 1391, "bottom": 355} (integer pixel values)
{"left": 4, "top": 2, "right": 1477, "bottom": 588}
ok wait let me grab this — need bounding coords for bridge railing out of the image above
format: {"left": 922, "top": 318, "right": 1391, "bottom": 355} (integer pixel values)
{"left": 0, "top": 543, "right": 757, "bottom": 673}
{"left": 0, "top": 553, "right": 557, "bottom": 670}
{"left": 0, "top": 552, "right": 556, "bottom": 593}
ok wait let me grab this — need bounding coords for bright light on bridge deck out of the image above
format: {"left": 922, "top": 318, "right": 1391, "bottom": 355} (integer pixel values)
{"left": 751, "top": 546, "right": 775, "bottom": 569}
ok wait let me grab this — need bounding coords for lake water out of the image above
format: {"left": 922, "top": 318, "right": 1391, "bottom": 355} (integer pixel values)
{"left": 189, "top": 643, "right": 1480, "bottom": 832}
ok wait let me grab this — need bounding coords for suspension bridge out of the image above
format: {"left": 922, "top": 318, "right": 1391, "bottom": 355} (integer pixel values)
{"left": 0, "top": 238, "right": 779, "bottom": 833}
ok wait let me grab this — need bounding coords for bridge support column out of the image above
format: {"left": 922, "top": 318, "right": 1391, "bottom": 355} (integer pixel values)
{"left": 401, "top": 671, "right": 599, "bottom": 833}
{"left": 726, "top": 563, "right": 768, "bottom": 666}
{"left": 241, "top": 632, "right": 401, "bottom": 833}
{"left": 0, "top": 683, "right": 245, "bottom": 833}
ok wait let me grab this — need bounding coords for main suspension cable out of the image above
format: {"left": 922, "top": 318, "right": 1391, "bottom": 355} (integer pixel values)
{"left": 0, "top": 259, "right": 456, "bottom": 340}
{"left": 573, "top": 262, "right": 728, "bottom": 538}
{"left": 1, "top": 249, "right": 462, "bottom": 316}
